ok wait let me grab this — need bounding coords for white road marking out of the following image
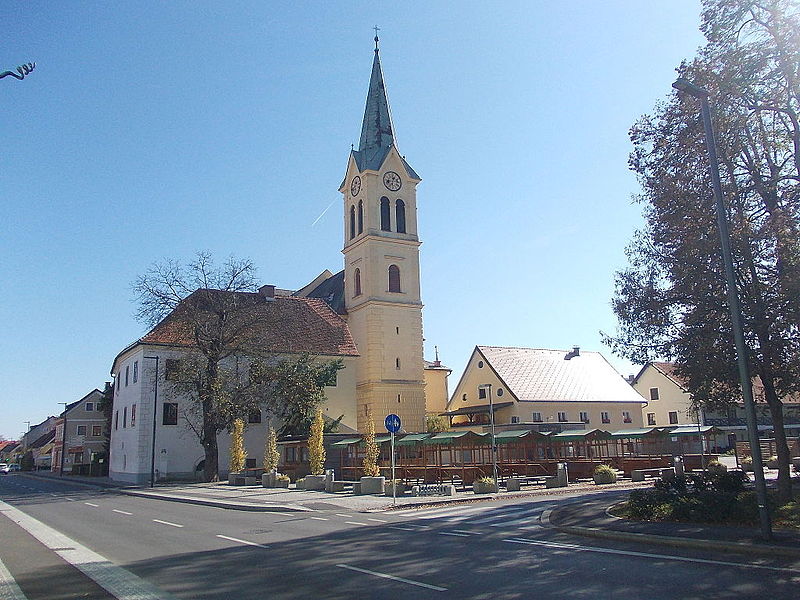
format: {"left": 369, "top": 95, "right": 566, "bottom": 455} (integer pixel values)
{"left": 439, "top": 532, "right": 470, "bottom": 537}
{"left": 388, "top": 526, "right": 417, "bottom": 531}
{"left": 65, "top": 498, "right": 76, "bottom": 502}
{"left": 335, "top": 513, "right": 352, "bottom": 518}
{"left": 503, "top": 538, "right": 800, "bottom": 574}
{"left": 216, "top": 535, "right": 269, "bottom": 549}
{"left": 0, "top": 556, "right": 28, "bottom": 600}
{"left": 310, "top": 516, "right": 329, "bottom": 521}
{"left": 337, "top": 564, "right": 447, "bottom": 591}
{"left": 112, "top": 509, "right": 132, "bottom": 515}
{"left": 452, "top": 529, "right": 475, "bottom": 535}
{"left": 0, "top": 499, "right": 178, "bottom": 599}
{"left": 153, "top": 519, "right": 183, "bottom": 528}
{"left": 83, "top": 502, "right": 98, "bottom": 507}
{"left": 367, "top": 518, "right": 388, "bottom": 523}
{"left": 345, "top": 521, "right": 368, "bottom": 526}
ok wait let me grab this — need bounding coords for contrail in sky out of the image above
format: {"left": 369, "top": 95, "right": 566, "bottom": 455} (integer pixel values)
{"left": 311, "top": 198, "right": 337, "bottom": 227}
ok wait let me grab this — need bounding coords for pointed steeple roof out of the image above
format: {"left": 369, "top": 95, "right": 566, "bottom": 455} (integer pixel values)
{"left": 351, "top": 37, "right": 419, "bottom": 179}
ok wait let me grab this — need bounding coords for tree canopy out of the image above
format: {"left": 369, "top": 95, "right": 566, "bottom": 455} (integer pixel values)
{"left": 605, "top": 0, "right": 800, "bottom": 501}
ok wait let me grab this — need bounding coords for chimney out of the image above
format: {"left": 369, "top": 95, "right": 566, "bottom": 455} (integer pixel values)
{"left": 564, "top": 346, "right": 580, "bottom": 360}
{"left": 433, "top": 345, "right": 441, "bottom": 367}
{"left": 259, "top": 284, "right": 276, "bottom": 301}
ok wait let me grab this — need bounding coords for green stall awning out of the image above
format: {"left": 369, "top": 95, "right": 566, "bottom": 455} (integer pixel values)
{"left": 395, "top": 433, "right": 432, "bottom": 447}
{"left": 331, "top": 437, "right": 363, "bottom": 447}
{"left": 426, "top": 430, "right": 488, "bottom": 445}
{"left": 550, "top": 429, "right": 613, "bottom": 442}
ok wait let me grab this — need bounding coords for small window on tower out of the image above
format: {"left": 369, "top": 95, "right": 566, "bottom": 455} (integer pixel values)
{"left": 388, "top": 265, "right": 401, "bottom": 292}
{"left": 396, "top": 199, "right": 406, "bottom": 233}
{"left": 358, "top": 200, "right": 363, "bottom": 234}
{"left": 396, "top": 358, "right": 401, "bottom": 370}
{"left": 349, "top": 205, "right": 356, "bottom": 240}
{"left": 354, "top": 268, "right": 362, "bottom": 297}
{"left": 380, "top": 197, "right": 391, "bottom": 231}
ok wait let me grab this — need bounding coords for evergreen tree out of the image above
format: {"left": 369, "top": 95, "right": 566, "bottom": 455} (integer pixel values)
{"left": 362, "top": 408, "right": 380, "bottom": 477}
{"left": 308, "top": 409, "right": 326, "bottom": 476}
{"left": 263, "top": 426, "right": 279, "bottom": 473}
{"left": 229, "top": 418, "right": 246, "bottom": 474}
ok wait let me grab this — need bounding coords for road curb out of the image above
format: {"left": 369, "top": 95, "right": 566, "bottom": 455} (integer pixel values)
{"left": 543, "top": 505, "right": 800, "bottom": 559}
{"left": 118, "top": 488, "right": 313, "bottom": 512}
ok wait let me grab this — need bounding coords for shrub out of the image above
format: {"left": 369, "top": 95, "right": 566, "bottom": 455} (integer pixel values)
{"left": 263, "top": 426, "right": 280, "bottom": 473}
{"left": 740, "top": 456, "right": 754, "bottom": 472}
{"left": 766, "top": 455, "right": 780, "bottom": 469}
{"left": 229, "top": 419, "right": 246, "bottom": 474}
{"left": 473, "top": 477, "right": 497, "bottom": 494}
{"left": 362, "top": 408, "right": 380, "bottom": 477}
{"left": 706, "top": 460, "right": 727, "bottom": 475}
{"left": 276, "top": 473, "right": 290, "bottom": 483}
{"left": 593, "top": 464, "right": 617, "bottom": 484}
{"left": 308, "top": 409, "right": 326, "bottom": 475}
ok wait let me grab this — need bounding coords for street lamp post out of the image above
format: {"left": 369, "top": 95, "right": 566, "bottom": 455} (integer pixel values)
{"left": 672, "top": 77, "right": 772, "bottom": 540}
{"left": 144, "top": 356, "right": 160, "bottom": 488}
{"left": 58, "top": 402, "right": 68, "bottom": 476}
{"left": 479, "top": 384, "right": 499, "bottom": 491}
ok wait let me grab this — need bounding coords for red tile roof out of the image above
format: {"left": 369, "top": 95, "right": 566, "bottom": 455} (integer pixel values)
{"left": 132, "top": 289, "right": 358, "bottom": 358}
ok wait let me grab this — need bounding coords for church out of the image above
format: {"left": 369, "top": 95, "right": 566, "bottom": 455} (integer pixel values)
{"left": 108, "top": 39, "right": 442, "bottom": 483}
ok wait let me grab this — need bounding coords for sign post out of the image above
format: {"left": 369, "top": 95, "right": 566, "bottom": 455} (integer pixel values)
{"left": 384, "top": 414, "right": 401, "bottom": 506}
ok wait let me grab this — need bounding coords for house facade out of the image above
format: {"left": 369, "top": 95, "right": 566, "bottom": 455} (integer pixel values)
{"left": 52, "top": 388, "right": 109, "bottom": 475}
{"left": 447, "top": 346, "right": 645, "bottom": 432}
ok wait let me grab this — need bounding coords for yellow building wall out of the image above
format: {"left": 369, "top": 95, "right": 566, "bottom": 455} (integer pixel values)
{"left": 632, "top": 366, "right": 695, "bottom": 427}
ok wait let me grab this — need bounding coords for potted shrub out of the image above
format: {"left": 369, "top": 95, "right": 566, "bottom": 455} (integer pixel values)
{"left": 473, "top": 477, "right": 498, "bottom": 494}
{"left": 766, "top": 455, "right": 780, "bottom": 469}
{"left": 592, "top": 464, "right": 617, "bottom": 485}
{"left": 706, "top": 459, "right": 727, "bottom": 475}
{"left": 740, "top": 456, "right": 754, "bottom": 472}
{"left": 274, "top": 473, "right": 290, "bottom": 488}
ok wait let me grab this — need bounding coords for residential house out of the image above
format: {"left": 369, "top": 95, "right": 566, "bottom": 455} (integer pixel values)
{"left": 53, "top": 388, "right": 110, "bottom": 475}
{"left": 18, "top": 416, "right": 58, "bottom": 469}
{"left": 446, "top": 346, "right": 645, "bottom": 431}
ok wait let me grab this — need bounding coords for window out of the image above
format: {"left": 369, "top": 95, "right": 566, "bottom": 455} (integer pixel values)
{"left": 462, "top": 394, "right": 467, "bottom": 402}
{"left": 349, "top": 205, "right": 356, "bottom": 239}
{"left": 114, "top": 410, "right": 119, "bottom": 430}
{"left": 354, "top": 268, "right": 361, "bottom": 297}
{"left": 248, "top": 410, "right": 262, "bottom": 424}
{"left": 123, "top": 407, "right": 127, "bottom": 428}
{"left": 557, "top": 411, "right": 568, "bottom": 423}
{"left": 358, "top": 200, "right": 363, "bottom": 234}
{"left": 163, "top": 403, "right": 178, "bottom": 426}
{"left": 511, "top": 416, "right": 520, "bottom": 424}
{"left": 77, "top": 425, "right": 87, "bottom": 436}
{"left": 478, "top": 387, "right": 487, "bottom": 400}
{"left": 669, "top": 411, "right": 679, "bottom": 425}
{"left": 601, "top": 411, "right": 610, "bottom": 424}
{"left": 92, "top": 425, "right": 102, "bottom": 437}
{"left": 478, "top": 361, "right": 484, "bottom": 368}
{"left": 395, "top": 199, "right": 406, "bottom": 233}
{"left": 125, "top": 365, "right": 129, "bottom": 386}
{"left": 647, "top": 413, "right": 657, "bottom": 426}
{"left": 388, "top": 264, "right": 401, "bottom": 292}
{"left": 532, "top": 412, "right": 543, "bottom": 422}
{"left": 380, "top": 197, "right": 391, "bottom": 231}
{"left": 580, "top": 411, "right": 589, "bottom": 423}
{"left": 165, "top": 359, "right": 181, "bottom": 381}
{"left": 395, "top": 357, "right": 401, "bottom": 370}
{"left": 622, "top": 411, "right": 632, "bottom": 424}
{"left": 133, "top": 361, "right": 138, "bottom": 383}
{"left": 496, "top": 388, "right": 504, "bottom": 397}
{"left": 85, "top": 402, "right": 94, "bottom": 412}
{"left": 649, "top": 387, "right": 659, "bottom": 401}
{"left": 131, "top": 404, "right": 136, "bottom": 427}
{"left": 116, "top": 376, "right": 120, "bottom": 391}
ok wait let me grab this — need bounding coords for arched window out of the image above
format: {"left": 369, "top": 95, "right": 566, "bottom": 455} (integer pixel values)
{"left": 380, "top": 197, "right": 391, "bottom": 231}
{"left": 396, "top": 199, "right": 406, "bottom": 233}
{"left": 358, "top": 200, "right": 363, "bottom": 234}
{"left": 388, "top": 264, "right": 401, "bottom": 292}
{"left": 349, "top": 205, "right": 356, "bottom": 240}
{"left": 354, "top": 268, "right": 361, "bottom": 297}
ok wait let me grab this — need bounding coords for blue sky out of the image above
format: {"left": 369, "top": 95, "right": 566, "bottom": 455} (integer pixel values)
{"left": 1, "top": 1, "right": 705, "bottom": 440}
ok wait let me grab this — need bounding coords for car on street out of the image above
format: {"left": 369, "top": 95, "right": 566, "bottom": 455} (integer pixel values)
{"left": 0, "top": 463, "right": 10, "bottom": 474}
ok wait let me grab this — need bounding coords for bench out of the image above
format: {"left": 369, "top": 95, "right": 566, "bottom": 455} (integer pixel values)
{"left": 631, "top": 467, "right": 674, "bottom": 482}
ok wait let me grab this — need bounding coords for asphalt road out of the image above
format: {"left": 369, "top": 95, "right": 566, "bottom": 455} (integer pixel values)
{"left": 1, "top": 473, "right": 798, "bottom": 599}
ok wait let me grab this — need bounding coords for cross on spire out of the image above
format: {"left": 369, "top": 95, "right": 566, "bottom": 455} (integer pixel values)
{"left": 373, "top": 25, "right": 380, "bottom": 52}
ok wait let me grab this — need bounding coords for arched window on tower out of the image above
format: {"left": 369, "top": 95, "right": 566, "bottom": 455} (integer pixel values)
{"left": 380, "top": 197, "right": 391, "bottom": 231}
{"left": 349, "top": 205, "right": 356, "bottom": 240}
{"left": 358, "top": 200, "right": 364, "bottom": 234}
{"left": 388, "top": 264, "right": 401, "bottom": 292}
{"left": 354, "top": 268, "right": 361, "bottom": 297}
{"left": 396, "top": 199, "right": 406, "bottom": 233}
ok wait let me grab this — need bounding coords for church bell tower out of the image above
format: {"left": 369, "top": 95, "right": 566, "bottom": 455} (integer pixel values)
{"left": 339, "top": 36, "right": 426, "bottom": 433}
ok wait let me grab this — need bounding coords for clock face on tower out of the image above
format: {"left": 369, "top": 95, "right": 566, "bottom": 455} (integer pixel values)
{"left": 383, "top": 171, "right": 402, "bottom": 191}
{"left": 350, "top": 176, "right": 362, "bottom": 197}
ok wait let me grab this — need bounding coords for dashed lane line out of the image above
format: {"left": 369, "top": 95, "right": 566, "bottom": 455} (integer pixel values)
{"left": 438, "top": 532, "right": 470, "bottom": 537}
{"left": 152, "top": 519, "right": 183, "bottom": 528}
{"left": 336, "top": 564, "right": 447, "bottom": 592}
{"left": 215, "top": 535, "right": 269, "bottom": 549}
{"left": 367, "top": 518, "right": 388, "bottom": 523}
{"left": 309, "top": 517, "right": 329, "bottom": 521}
{"left": 503, "top": 537, "right": 800, "bottom": 574}
{"left": 388, "top": 526, "right": 417, "bottom": 531}
{"left": 345, "top": 521, "right": 368, "bottom": 526}
{"left": 0, "top": 557, "right": 27, "bottom": 600}
{"left": 83, "top": 503, "right": 98, "bottom": 507}
{"left": 0, "top": 499, "right": 179, "bottom": 600}
{"left": 112, "top": 510, "right": 132, "bottom": 516}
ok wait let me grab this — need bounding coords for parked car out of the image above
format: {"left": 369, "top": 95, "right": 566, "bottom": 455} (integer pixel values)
{"left": 9, "top": 464, "right": 20, "bottom": 471}
{"left": 0, "top": 463, "right": 10, "bottom": 474}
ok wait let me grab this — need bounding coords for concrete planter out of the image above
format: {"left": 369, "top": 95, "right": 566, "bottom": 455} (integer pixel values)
{"left": 228, "top": 473, "right": 246, "bottom": 486}
{"left": 473, "top": 479, "right": 498, "bottom": 494}
{"left": 262, "top": 472, "right": 276, "bottom": 488}
{"left": 506, "top": 478, "right": 522, "bottom": 492}
{"left": 359, "top": 476, "right": 385, "bottom": 495}
{"left": 384, "top": 481, "right": 406, "bottom": 496}
{"left": 274, "top": 476, "right": 290, "bottom": 488}
{"left": 303, "top": 474, "right": 327, "bottom": 491}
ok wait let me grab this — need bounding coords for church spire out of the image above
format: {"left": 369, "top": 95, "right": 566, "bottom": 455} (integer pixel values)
{"left": 357, "top": 33, "right": 395, "bottom": 166}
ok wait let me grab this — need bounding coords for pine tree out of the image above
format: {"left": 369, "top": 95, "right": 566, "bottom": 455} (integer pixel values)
{"left": 263, "top": 425, "right": 279, "bottom": 473}
{"left": 362, "top": 408, "right": 380, "bottom": 477}
{"left": 308, "top": 409, "right": 326, "bottom": 475}
{"left": 229, "top": 418, "right": 246, "bottom": 474}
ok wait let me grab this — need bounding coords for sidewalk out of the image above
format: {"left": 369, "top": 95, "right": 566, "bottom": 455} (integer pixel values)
{"left": 547, "top": 492, "right": 800, "bottom": 559}
{"left": 22, "top": 471, "right": 653, "bottom": 513}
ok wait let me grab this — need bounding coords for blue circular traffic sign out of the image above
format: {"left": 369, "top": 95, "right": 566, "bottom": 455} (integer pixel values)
{"left": 385, "top": 413, "right": 401, "bottom": 433}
